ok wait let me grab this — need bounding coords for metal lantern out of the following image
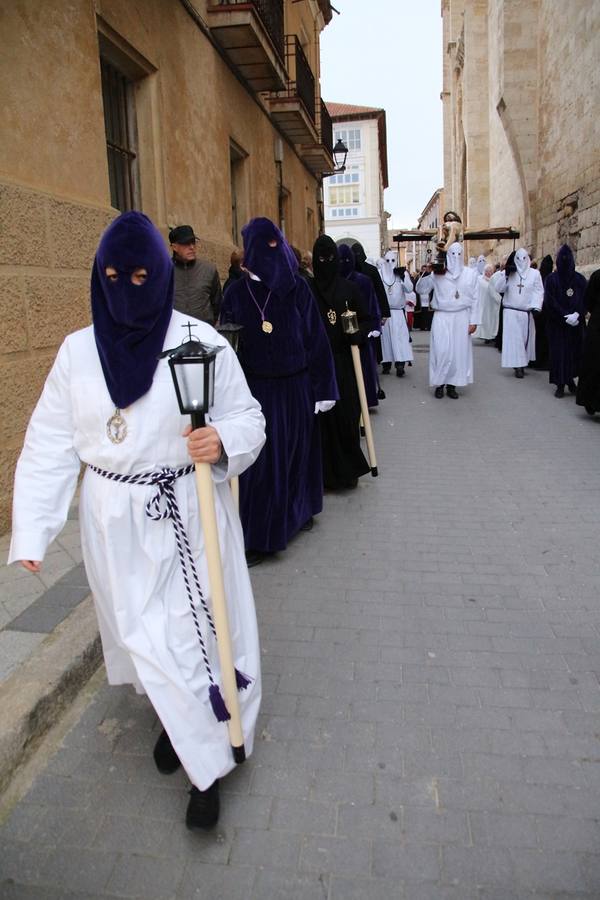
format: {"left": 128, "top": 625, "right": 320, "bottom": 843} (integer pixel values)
{"left": 341, "top": 303, "right": 359, "bottom": 335}
{"left": 160, "top": 324, "right": 224, "bottom": 429}
{"left": 216, "top": 322, "right": 244, "bottom": 356}
{"left": 332, "top": 138, "right": 349, "bottom": 172}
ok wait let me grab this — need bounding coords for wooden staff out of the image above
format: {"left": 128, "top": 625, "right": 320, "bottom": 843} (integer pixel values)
{"left": 350, "top": 345, "right": 378, "bottom": 477}
{"left": 230, "top": 475, "right": 240, "bottom": 510}
{"left": 192, "top": 414, "right": 245, "bottom": 764}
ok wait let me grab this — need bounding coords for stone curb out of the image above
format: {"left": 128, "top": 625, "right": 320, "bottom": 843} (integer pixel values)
{"left": 0, "top": 595, "right": 101, "bottom": 795}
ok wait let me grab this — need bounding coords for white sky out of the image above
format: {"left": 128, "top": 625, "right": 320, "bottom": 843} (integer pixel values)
{"left": 320, "top": 0, "right": 443, "bottom": 229}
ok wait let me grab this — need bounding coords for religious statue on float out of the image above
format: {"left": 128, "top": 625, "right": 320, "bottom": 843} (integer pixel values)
{"left": 433, "top": 210, "right": 464, "bottom": 273}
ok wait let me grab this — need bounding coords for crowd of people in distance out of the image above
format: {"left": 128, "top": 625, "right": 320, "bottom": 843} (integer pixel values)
{"left": 8, "top": 211, "right": 600, "bottom": 832}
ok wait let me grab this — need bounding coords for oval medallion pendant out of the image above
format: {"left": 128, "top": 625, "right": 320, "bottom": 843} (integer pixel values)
{"left": 107, "top": 409, "right": 128, "bottom": 444}
{"left": 566, "top": 288, "right": 574, "bottom": 297}
{"left": 327, "top": 308, "right": 337, "bottom": 325}
{"left": 262, "top": 320, "right": 273, "bottom": 334}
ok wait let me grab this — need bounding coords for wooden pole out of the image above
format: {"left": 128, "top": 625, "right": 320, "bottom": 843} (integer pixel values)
{"left": 230, "top": 475, "right": 239, "bottom": 510}
{"left": 350, "top": 344, "right": 378, "bottom": 477}
{"left": 192, "top": 410, "right": 245, "bottom": 764}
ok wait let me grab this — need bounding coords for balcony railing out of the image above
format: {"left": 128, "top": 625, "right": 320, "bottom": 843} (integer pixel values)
{"left": 213, "top": 0, "right": 284, "bottom": 62}
{"left": 284, "top": 35, "right": 315, "bottom": 123}
{"left": 319, "top": 99, "right": 333, "bottom": 156}
{"left": 207, "top": 0, "right": 287, "bottom": 91}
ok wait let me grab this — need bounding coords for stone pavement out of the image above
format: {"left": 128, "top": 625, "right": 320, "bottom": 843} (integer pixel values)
{"left": 2, "top": 332, "right": 600, "bottom": 899}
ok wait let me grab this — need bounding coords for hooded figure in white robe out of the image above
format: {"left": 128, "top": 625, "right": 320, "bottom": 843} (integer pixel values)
{"left": 468, "top": 256, "right": 477, "bottom": 269}
{"left": 377, "top": 251, "right": 414, "bottom": 373}
{"left": 500, "top": 247, "right": 544, "bottom": 374}
{"left": 476, "top": 255, "right": 486, "bottom": 275}
{"left": 8, "top": 212, "right": 266, "bottom": 813}
{"left": 474, "top": 264, "right": 501, "bottom": 340}
{"left": 417, "top": 242, "right": 480, "bottom": 394}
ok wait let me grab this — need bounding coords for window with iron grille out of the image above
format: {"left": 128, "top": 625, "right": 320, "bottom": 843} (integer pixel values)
{"left": 100, "top": 57, "right": 141, "bottom": 211}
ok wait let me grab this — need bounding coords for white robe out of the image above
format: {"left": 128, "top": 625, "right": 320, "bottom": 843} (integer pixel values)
{"left": 474, "top": 275, "right": 501, "bottom": 340}
{"left": 379, "top": 271, "right": 414, "bottom": 363}
{"left": 8, "top": 311, "right": 266, "bottom": 791}
{"left": 419, "top": 269, "right": 479, "bottom": 387}
{"left": 500, "top": 269, "right": 544, "bottom": 368}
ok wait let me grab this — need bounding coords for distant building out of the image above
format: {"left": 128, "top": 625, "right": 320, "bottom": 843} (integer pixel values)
{"left": 324, "top": 103, "right": 389, "bottom": 259}
{"left": 414, "top": 187, "right": 445, "bottom": 269}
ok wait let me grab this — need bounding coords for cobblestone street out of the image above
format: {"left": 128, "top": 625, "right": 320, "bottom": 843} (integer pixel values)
{"left": 2, "top": 333, "right": 600, "bottom": 899}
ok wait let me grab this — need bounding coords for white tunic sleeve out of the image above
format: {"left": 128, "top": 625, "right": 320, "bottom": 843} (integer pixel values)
{"left": 530, "top": 270, "right": 544, "bottom": 311}
{"left": 8, "top": 339, "right": 81, "bottom": 564}
{"left": 208, "top": 342, "right": 266, "bottom": 483}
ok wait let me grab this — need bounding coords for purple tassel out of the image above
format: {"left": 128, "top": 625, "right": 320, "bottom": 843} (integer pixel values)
{"left": 209, "top": 684, "right": 230, "bottom": 722}
{"left": 235, "top": 668, "right": 252, "bottom": 691}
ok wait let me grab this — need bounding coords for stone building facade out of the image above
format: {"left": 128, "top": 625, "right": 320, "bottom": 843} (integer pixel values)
{"left": 323, "top": 103, "right": 389, "bottom": 260}
{"left": 441, "top": 0, "right": 600, "bottom": 268}
{"left": 0, "top": 0, "right": 335, "bottom": 532}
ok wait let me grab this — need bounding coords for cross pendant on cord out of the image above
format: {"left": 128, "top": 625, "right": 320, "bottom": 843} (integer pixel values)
{"left": 517, "top": 279, "right": 525, "bottom": 294}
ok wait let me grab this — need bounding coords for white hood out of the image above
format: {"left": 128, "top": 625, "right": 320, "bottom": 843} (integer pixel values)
{"left": 446, "top": 242, "right": 464, "bottom": 280}
{"left": 515, "top": 247, "right": 530, "bottom": 278}
{"left": 477, "top": 254, "right": 486, "bottom": 275}
{"left": 468, "top": 257, "right": 477, "bottom": 268}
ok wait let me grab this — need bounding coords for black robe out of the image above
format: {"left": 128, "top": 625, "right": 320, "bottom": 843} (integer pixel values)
{"left": 576, "top": 270, "right": 600, "bottom": 413}
{"left": 310, "top": 276, "right": 371, "bottom": 489}
{"left": 544, "top": 270, "right": 587, "bottom": 387}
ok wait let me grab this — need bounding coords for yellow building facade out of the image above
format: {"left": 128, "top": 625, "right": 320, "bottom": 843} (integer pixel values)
{"left": 441, "top": 0, "right": 600, "bottom": 267}
{"left": 0, "top": 0, "right": 335, "bottom": 531}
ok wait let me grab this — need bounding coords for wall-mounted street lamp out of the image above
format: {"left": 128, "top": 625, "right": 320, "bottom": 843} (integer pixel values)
{"left": 322, "top": 138, "right": 349, "bottom": 179}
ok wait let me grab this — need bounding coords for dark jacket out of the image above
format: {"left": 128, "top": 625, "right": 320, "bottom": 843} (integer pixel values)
{"left": 172, "top": 257, "right": 222, "bottom": 325}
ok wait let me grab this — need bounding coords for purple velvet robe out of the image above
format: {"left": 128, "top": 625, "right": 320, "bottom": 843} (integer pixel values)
{"left": 221, "top": 275, "right": 338, "bottom": 552}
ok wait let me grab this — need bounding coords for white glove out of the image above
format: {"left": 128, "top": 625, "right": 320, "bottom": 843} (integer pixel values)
{"left": 314, "top": 400, "right": 336, "bottom": 414}
{"left": 564, "top": 312, "right": 579, "bottom": 326}
{"left": 368, "top": 330, "right": 381, "bottom": 338}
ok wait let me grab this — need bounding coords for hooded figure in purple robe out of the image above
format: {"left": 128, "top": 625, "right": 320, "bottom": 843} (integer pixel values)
{"left": 576, "top": 269, "right": 600, "bottom": 415}
{"left": 220, "top": 218, "right": 338, "bottom": 560}
{"left": 543, "top": 245, "right": 587, "bottom": 396}
{"left": 338, "top": 243, "right": 381, "bottom": 408}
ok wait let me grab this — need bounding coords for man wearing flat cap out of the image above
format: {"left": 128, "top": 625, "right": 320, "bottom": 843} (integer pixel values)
{"left": 169, "top": 225, "right": 223, "bottom": 325}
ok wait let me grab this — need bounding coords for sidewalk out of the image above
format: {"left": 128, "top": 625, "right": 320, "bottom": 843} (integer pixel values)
{"left": 2, "top": 332, "right": 600, "bottom": 898}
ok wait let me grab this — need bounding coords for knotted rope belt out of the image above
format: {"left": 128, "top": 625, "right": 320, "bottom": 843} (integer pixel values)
{"left": 88, "top": 463, "right": 250, "bottom": 723}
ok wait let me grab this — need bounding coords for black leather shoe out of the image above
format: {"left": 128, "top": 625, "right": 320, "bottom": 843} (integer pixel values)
{"left": 245, "top": 549, "right": 267, "bottom": 568}
{"left": 567, "top": 380, "right": 577, "bottom": 394}
{"left": 300, "top": 517, "right": 314, "bottom": 532}
{"left": 514, "top": 368, "right": 524, "bottom": 379}
{"left": 554, "top": 386, "right": 565, "bottom": 398}
{"left": 446, "top": 385, "right": 459, "bottom": 399}
{"left": 381, "top": 364, "right": 391, "bottom": 375}
{"left": 395, "top": 364, "right": 405, "bottom": 378}
{"left": 186, "top": 781, "right": 220, "bottom": 831}
{"left": 434, "top": 386, "right": 444, "bottom": 399}
{"left": 153, "top": 729, "right": 181, "bottom": 775}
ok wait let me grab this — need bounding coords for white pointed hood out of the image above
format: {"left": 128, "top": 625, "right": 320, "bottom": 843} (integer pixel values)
{"left": 477, "top": 254, "right": 486, "bottom": 275}
{"left": 468, "top": 257, "right": 477, "bottom": 268}
{"left": 515, "top": 247, "right": 530, "bottom": 278}
{"left": 446, "top": 242, "right": 464, "bottom": 279}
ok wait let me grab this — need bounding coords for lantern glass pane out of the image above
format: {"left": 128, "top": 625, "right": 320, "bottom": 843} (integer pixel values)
{"left": 208, "top": 358, "right": 215, "bottom": 409}
{"left": 176, "top": 361, "right": 206, "bottom": 413}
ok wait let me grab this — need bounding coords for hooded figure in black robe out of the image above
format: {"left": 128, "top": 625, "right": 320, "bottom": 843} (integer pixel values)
{"left": 352, "top": 242, "right": 390, "bottom": 363}
{"left": 220, "top": 218, "right": 338, "bottom": 558}
{"left": 576, "top": 269, "right": 600, "bottom": 415}
{"left": 494, "top": 252, "right": 517, "bottom": 353}
{"left": 338, "top": 243, "right": 381, "bottom": 408}
{"left": 543, "top": 245, "right": 587, "bottom": 396}
{"left": 529, "top": 254, "right": 552, "bottom": 370}
{"left": 310, "top": 236, "right": 370, "bottom": 490}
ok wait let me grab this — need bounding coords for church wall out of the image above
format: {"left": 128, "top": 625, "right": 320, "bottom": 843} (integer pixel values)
{"left": 0, "top": 0, "right": 329, "bottom": 533}
{"left": 536, "top": 0, "right": 600, "bottom": 270}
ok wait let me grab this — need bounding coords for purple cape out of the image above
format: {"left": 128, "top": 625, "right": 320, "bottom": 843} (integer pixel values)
{"left": 241, "top": 217, "right": 297, "bottom": 297}
{"left": 91, "top": 211, "right": 173, "bottom": 409}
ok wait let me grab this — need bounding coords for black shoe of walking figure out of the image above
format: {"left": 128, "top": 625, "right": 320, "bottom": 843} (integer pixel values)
{"left": 153, "top": 729, "right": 181, "bottom": 774}
{"left": 554, "top": 385, "right": 565, "bottom": 398}
{"left": 514, "top": 368, "right": 524, "bottom": 379}
{"left": 434, "top": 386, "right": 444, "bottom": 399}
{"left": 381, "top": 363, "right": 391, "bottom": 375}
{"left": 446, "top": 385, "right": 459, "bottom": 399}
{"left": 395, "top": 363, "right": 405, "bottom": 378}
{"left": 186, "top": 780, "right": 220, "bottom": 830}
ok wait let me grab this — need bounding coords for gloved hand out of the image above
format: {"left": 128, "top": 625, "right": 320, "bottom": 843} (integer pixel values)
{"left": 314, "top": 400, "right": 336, "bottom": 414}
{"left": 368, "top": 330, "right": 381, "bottom": 338}
{"left": 564, "top": 312, "right": 579, "bottom": 326}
